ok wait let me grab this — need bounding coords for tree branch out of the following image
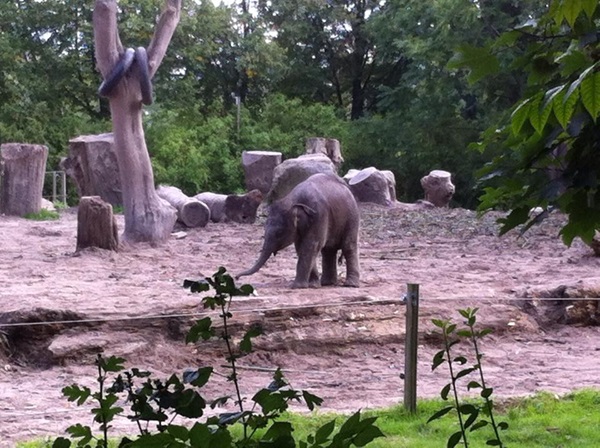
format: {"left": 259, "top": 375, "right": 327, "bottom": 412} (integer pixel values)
{"left": 147, "top": 0, "right": 182, "bottom": 78}
{"left": 93, "top": 0, "right": 123, "bottom": 78}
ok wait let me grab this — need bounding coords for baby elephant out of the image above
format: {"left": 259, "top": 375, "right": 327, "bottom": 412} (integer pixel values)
{"left": 237, "top": 172, "right": 360, "bottom": 288}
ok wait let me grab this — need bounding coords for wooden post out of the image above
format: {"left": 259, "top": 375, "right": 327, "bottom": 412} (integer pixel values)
{"left": 404, "top": 283, "right": 419, "bottom": 413}
{"left": 77, "top": 196, "right": 119, "bottom": 251}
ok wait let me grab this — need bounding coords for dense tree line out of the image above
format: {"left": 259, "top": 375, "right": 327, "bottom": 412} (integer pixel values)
{"left": 1, "top": 0, "right": 598, "bottom": 228}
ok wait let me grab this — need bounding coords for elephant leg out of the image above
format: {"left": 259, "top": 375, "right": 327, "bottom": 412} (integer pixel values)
{"left": 342, "top": 245, "right": 360, "bottom": 287}
{"left": 292, "top": 240, "right": 320, "bottom": 289}
{"left": 321, "top": 248, "right": 338, "bottom": 286}
{"left": 309, "top": 262, "right": 320, "bottom": 288}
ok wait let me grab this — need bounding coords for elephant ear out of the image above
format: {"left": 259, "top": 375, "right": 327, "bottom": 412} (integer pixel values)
{"left": 292, "top": 203, "right": 316, "bottom": 230}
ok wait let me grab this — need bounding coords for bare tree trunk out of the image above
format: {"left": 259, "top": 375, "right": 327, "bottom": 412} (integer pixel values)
{"left": 93, "top": 0, "right": 181, "bottom": 244}
{"left": 0, "top": 143, "right": 48, "bottom": 216}
{"left": 77, "top": 196, "right": 119, "bottom": 251}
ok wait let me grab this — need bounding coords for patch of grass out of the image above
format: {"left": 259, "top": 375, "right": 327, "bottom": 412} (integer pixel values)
{"left": 23, "top": 209, "right": 59, "bottom": 220}
{"left": 16, "top": 389, "right": 600, "bottom": 447}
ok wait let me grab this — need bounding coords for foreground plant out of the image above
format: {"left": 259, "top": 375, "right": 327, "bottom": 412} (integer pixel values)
{"left": 52, "top": 267, "right": 384, "bottom": 447}
{"left": 428, "top": 307, "right": 507, "bottom": 448}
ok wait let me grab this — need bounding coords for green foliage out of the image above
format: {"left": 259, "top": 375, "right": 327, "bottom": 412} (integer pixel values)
{"left": 241, "top": 94, "right": 349, "bottom": 159}
{"left": 52, "top": 268, "right": 384, "bottom": 448}
{"left": 429, "top": 308, "right": 507, "bottom": 448}
{"left": 23, "top": 209, "right": 60, "bottom": 221}
{"left": 453, "top": 2, "right": 600, "bottom": 244}
{"left": 145, "top": 106, "right": 243, "bottom": 195}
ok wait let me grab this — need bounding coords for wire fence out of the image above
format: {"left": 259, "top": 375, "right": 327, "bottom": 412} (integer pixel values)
{"left": 0, "top": 292, "right": 599, "bottom": 428}
{"left": 43, "top": 170, "right": 67, "bottom": 205}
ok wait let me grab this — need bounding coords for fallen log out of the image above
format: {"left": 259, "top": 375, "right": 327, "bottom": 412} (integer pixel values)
{"left": 156, "top": 185, "right": 210, "bottom": 228}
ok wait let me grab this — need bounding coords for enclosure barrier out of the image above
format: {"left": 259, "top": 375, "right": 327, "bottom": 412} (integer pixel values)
{"left": 44, "top": 170, "right": 67, "bottom": 204}
{"left": 1, "top": 292, "right": 599, "bottom": 431}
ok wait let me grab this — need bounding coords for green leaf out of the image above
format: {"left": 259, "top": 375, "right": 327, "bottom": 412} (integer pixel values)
{"left": 188, "top": 423, "right": 211, "bottom": 448}
{"left": 302, "top": 390, "right": 324, "bottom": 411}
{"left": 62, "top": 384, "right": 91, "bottom": 406}
{"left": 556, "top": 48, "right": 590, "bottom": 77}
{"left": 511, "top": 99, "right": 532, "bottom": 135}
{"left": 580, "top": 72, "right": 600, "bottom": 120}
{"left": 562, "top": 0, "right": 582, "bottom": 27}
{"left": 175, "top": 389, "right": 206, "bottom": 418}
{"left": 582, "top": 0, "right": 598, "bottom": 17}
{"left": 167, "top": 424, "right": 189, "bottom": 441}
{"left": 498, "top": 421, "right": 509, "bottom": 430}
{"left": 447, "top": 44, "right": 500, "bottom": 84}
{"left": 481, "top": 387, "right": 494, "bottom": 398}
{"left": 263, "top": 421, "right": 294, "bottom": 441}
{"left": 464, "top": 408, "right": 480, "bottom": 429}
{"left": 565, "top": 62, "right": 598, "bottom": 102}
{"left": 441, "top": 383, "right": 452, "bottom": 400}
{"left": 66, "top": 424, "right": 93, "bottom": 446}
{"left": 184, "top": 366, "right": 213, "bottom": 388}
{"left": 447, "top": 430, "right": 463, "bottom": 448}
{"left": 455, "top": 367, "right": 476, "bottom": 380}
{"left": 470, "top": 420, "right": 489, "bottom": 431}
{"left": 486, "top": 439, "right": 502, "bottom": 446}
{"left": 240, "top": 324, "right": 263, "bottom": 353}
{"left": 498, "top": 206, "right": 530, "bottom": 236}
{"left": 467, "top": 381, "right": 482, "bottom": 390}
{"left": 459, "top": 403, "right": 478, "bottom": 415}
{"left": 427, "top": 405, "right": 454, "bottom": 423}
{"left": 529, "top": 93, "right": 553, "bottom": 134}
{"left": 183, "top": 279, "right": 210, "bottom": 294}
{"left": 432, "top": 350, "right": 446, "bottom": 370}
{"left": 186, "top": 317, "right": 214, "bottom": 344}
{"left": 51, "top": 437, "right": 71, "bottom": 448}
{"left": 314, "top": 419, "right": 336, "bottom": 444}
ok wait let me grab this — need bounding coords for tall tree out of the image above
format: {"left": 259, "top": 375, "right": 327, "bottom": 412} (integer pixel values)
{"left": 258, "top": 0, "right": 385, "bottom": 119}
{"left": 453, "top": 1, "right": 600, "bottom": 245}
{"left": 93, "top": 0, "right": 181, "bottom": 243}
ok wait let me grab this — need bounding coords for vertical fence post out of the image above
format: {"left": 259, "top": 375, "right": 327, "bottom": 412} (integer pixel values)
{"left": 61, "top": 171, "right": 67, "bottom": 204}
{"left": 52, "top": 171, "right": 58, "bottom": 203}
{"left": 404, "top": 283, "right": 420, "bottom": 413}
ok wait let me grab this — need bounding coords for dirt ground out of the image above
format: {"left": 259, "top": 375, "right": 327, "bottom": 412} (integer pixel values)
{"left": 1, "top": 204, "right": 600, "bottom": 446}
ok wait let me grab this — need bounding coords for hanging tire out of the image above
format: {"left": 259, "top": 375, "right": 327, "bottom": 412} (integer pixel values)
{"left": 135, "top": 47, "right": 153, "bottom": 105}
{"left": 98, "top": 47, "right": 135, "bottom": 97}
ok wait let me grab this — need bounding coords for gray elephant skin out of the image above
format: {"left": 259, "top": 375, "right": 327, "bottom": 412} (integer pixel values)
{"left": 237, "top": 172, "right": 360, "bottom": 289}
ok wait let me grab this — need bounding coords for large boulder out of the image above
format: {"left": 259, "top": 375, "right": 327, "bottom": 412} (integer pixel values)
{"left": 344, "top": 167, "right": 395, "bottom": 206}
{"left": 242, "top": 151, "right": 282, "bottom": 195}
{"left": 194, "top": 189, "right": 263, "bottom": 224}
{"left": 420, "top": 170, "right": 455, "bottom": 207}
{"left": 266, "top": 153, "right": 335, "bottom": 202}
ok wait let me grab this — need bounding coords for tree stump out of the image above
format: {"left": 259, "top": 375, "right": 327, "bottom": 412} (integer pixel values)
{"left": 305, "top": 137, "right": 344, "bottom": 171}
{"left": 267, "top": 154, "right": 335, "bottom": 202}
{"left": 156, "top": 185, "right": 210, "bottom": 228}
{"left": 61, "top": 133, "right": 122, "bottom": 206}
{"left": 0, "top": 143, "right": 49, "bottom": 216}
{"left": 346, "top": 167, "right": 393, "bottom": 206}
{"left": 76, "top": 196, "right": 119, "bottom": 251}
{"left": 242, "top": 150, "right": 282, "bottom": 195}
{"left": 420, "top": 170, "right": 455, "bottom": 207}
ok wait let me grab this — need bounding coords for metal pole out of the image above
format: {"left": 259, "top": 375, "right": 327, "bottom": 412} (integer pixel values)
{"left": 52, "top": 171, "right": 57, "bottom": 203}
{"left": 404, "top": 283, "right": 419, "bottom": 413}
{"left": 61, "top": 171, "right": 67, "bottom": 204}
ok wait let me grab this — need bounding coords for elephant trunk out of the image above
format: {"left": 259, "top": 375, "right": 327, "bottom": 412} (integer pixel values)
{"left": 236, "top": 246, "right": 273, "bottom": 279}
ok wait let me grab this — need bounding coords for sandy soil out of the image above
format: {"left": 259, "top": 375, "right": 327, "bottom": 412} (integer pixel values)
{"left": 1, "top": 204, "right": 600, "bottom": 446}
